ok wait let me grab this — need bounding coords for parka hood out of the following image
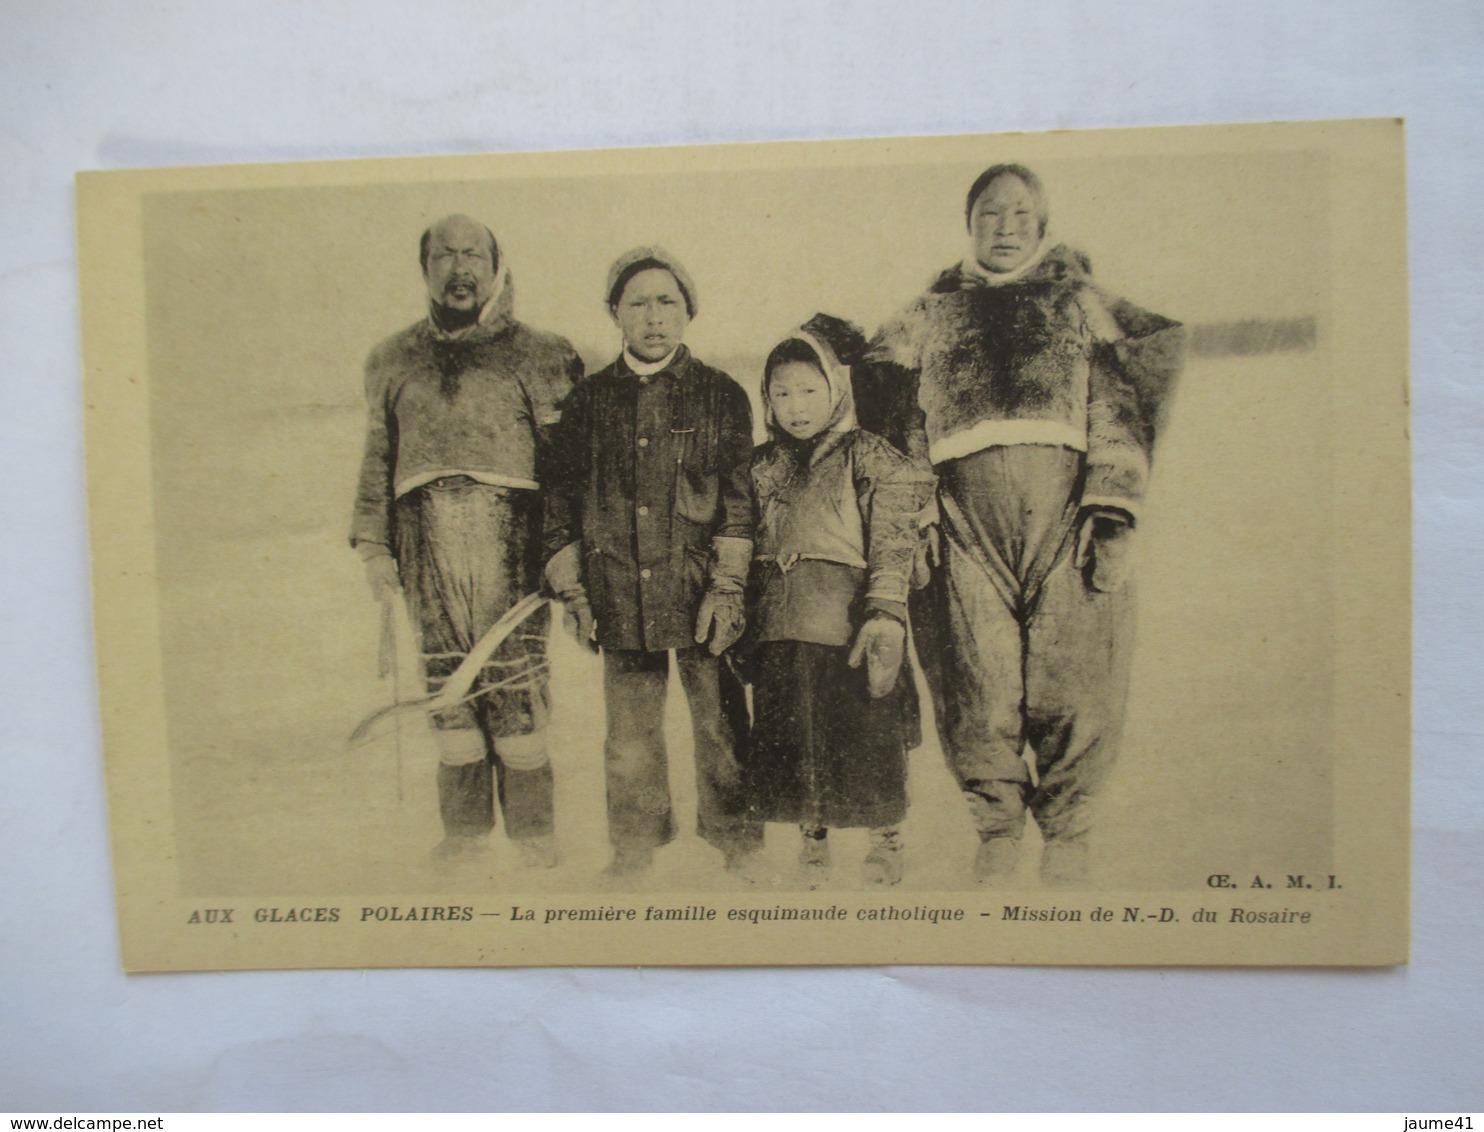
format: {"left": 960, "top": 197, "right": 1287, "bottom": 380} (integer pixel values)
{"left": 427, "top": 264, "right": 515, "bottom": 339}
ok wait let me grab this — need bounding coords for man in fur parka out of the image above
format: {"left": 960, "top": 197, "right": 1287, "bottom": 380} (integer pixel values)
{"left": 351, "top": 215, "right": 583, "bottom": 867}
{"left": 857, "top": 164, "right": 1186, "bottom": 886}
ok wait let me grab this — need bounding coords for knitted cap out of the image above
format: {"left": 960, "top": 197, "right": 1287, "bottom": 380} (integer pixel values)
{"left": 605, "top": 246, "right": 698, "bottom": 318}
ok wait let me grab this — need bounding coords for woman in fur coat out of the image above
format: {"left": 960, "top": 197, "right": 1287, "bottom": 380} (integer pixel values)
{"left": 742, "top": 314, "right": 935, "bottom": 886}
{"left": 857, "top": 165, "right": 1186, "bottom": 886}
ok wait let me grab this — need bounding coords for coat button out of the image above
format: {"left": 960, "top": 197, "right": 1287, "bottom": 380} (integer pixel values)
{"left": 640, "top": 568, "right": 652, "bottom": 580}
{"left": 637, "top": 505, "right": 649, "bottom": 516}
{"left": 637, "top": 437, "right": 649, "bottom": 448}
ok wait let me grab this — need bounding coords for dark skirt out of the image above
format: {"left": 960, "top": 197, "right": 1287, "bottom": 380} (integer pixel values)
{"left": 392, "top": 478, "right": 551, "bottom": 736}
{"left": 746, "top": 640, "right": 911, "bottom": 829}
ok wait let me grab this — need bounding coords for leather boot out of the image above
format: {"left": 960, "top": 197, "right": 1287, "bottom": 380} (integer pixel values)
{"left": 437, "top": 760, "right": 494, "bottom": 838}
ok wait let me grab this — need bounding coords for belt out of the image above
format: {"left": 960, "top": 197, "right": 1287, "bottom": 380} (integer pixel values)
{"left": 755, "top": 552, "right": 868, "bottom": 572}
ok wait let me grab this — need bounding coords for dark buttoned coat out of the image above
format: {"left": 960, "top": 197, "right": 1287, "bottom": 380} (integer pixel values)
{"left": 544, "top": 347, "right": 755, "bottom": 652}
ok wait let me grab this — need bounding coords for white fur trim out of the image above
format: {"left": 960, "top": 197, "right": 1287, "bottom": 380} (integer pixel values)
{"left": 479, "top": 273, "right": 508, "bottom": 322}
{"left": 492, "top": 731, "right": 550, "bottom": 771}
{"left": 929, "top": 419, "right": 1087, "bottom": 464}
{"left": 1080, "top": 495, "right": 1139, "bottom": 524}
{"left": 395, "top": 469, "right": 541, "bottom": 497}
{"left": 435, "top": 727, "right": 487, "bottom": 767}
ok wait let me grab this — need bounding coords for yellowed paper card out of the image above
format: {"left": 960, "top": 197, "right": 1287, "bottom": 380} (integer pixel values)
{"left": 78, "top": 118, "right": 1408, "bottom": 970}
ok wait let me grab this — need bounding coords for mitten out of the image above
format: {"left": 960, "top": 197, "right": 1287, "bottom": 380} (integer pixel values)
{"left": 1077, "top": 513, "right": 1134, "bottom": 593}
{"left": 545, "top": 541, "right": 598, "bottom": 651}
{"left": 694, "top": 588, "right": 746, "bottom": 656}
{"left": 847, "top": 614, "right": 906, "bottom": 699}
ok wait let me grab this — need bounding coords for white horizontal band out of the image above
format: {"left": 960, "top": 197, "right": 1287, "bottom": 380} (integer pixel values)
{"left": 395, "top": 469, "right": 541, "bottom": 497}
{"left": 929, "top": 419, "right": 1087, "bottom": 465}
{"left": 757, "top": 551, "right": 869, "bottom": 571}
{"left": 434, "top": 727, "right": 487, "bottom": 766}
{"left": 1079, "top": 495, "right": 1140, "bottom": 523}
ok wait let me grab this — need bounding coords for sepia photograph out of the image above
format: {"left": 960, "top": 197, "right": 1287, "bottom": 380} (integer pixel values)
{"left": 78, "top": 118, "right": 1408, "bottom": 970}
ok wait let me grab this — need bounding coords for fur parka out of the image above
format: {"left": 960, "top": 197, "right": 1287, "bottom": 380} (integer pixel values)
{"left": 861, "top": 244, "right": 1185, "bottom": 521}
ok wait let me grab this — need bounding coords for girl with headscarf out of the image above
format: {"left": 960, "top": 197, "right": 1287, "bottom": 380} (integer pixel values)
{"left": 742, "top": 314, "right": 936, "bottom": 885}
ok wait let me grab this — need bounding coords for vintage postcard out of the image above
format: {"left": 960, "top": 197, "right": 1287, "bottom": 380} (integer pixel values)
{"left": 77, "top": 119, "right": 1409, "bottom": 970}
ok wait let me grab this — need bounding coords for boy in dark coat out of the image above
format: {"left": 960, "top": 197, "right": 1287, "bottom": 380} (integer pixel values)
{"left": 543, "top": 247, "right": 764, "bottom": 878}
{"left": 743, "top": 315, "right": 936, "bottom": 885}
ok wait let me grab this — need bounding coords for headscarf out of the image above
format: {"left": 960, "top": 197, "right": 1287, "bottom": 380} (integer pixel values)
{"left": 761, "top": 312, "right": 867, "bottom": 461}
{"left": 961, "top": 162, "right": 1054, "bottom": 287}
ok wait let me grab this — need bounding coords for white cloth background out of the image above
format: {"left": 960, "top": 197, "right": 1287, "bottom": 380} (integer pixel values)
{"left": 1, "top": 0, "right": 1479, "bottom": 1111}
